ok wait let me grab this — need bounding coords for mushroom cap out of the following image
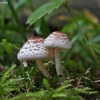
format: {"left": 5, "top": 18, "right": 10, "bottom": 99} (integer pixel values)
{"left": 43, "top": 31, "right": 72, "bottom": 49}
{"left": 17, "top": 37, "right": 54, "bottom": 61}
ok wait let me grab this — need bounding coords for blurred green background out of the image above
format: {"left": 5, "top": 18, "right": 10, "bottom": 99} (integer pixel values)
{"left": 0, "top": 0, "right": 100, "bottom": 67}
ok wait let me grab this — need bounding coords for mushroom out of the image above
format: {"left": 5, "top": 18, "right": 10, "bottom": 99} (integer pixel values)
{"left": 43, "top": 31, "right": 72, "bottom": 82}
{"left": 17, "top": 37, "right": 54, "bottom": 77}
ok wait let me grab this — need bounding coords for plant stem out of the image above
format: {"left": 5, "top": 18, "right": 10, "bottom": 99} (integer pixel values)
{"left": 64, "top": 4, "right": 99, "bottom": 64}
{"left": 55, "top": 48, "right": 65, "bottom": 82}
{"left": 1, "top": 4, "right": 6, "bottom": 26}
{"left": 6, "top": 0, "right": 27, "bottom": 41}
{"left": 23, "top": 60, "right": 27, "bottom": 67}
{"left": 36, "top": 60, "right": 51, "bottom": 77}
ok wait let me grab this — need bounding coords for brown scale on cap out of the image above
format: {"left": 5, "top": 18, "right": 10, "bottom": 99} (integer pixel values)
{"left": 52, "top": 31, "right": 66, "bottom": 38}
{"left": 43, "top": 31, "right": 72, "bottom": 49}
{"left": 17, "top": 36, "right": 54, "bottom": 61}
{"left": 49, "top": 31, "right": 68, "bottom": 41}
{"left": 26, "top": 37, "right": 44, "bottom": 44}
{"left": 29, "top": 36, "right": 44, "bottom": 44}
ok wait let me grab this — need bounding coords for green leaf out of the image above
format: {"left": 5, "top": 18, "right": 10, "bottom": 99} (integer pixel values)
{"left": 93, "top": 48, "right": 100, "bottom": 54}
{"left": 0, "top": 46, "right": 5, "bottom": 60}
{"left": 88, "top": 43, "right": 100, "bottom": 50}
{"left": 3, "top": 87, "right": 19, "bottom": 94}
{"left": 4, "top": 78, "right": 24, "bottom": 86}
{"left": 2, "top": 39, "right": 7, "bottom": 43}
{"left": 55, "top": 84, "right": 72, "bottom": 93}
{"left": 88, "top": 43, "right": 100, "bottom": 54}
{"left": 1, "top": 64, "right": 16, "bottom": 83}
{"left": 1, "top": 39, "right": 15, "bottom": 55}
{"left": 34, "top": 18, "right": 50, "bottom": 38}
{"left": 5, "top": 43, "right": 13, "bottom": 55}
{"left": 66, "top": 95, "right": 84, "bottom": 100}
{"left": 69, "top": 87, "right": 96, "bottom": 95}
{"left": 61, "top": 21, "right": 77, "bottom": 34}
{"left": 54, "top": 80, "right": 72, "bottom": 93}
{"left": 52, "top": 93, "right": 67, "bottom": 98}
{"left": 4, "top": 90, "right": 45, "bottom": 100}
{"left": 43, "top": 79, "right": 51, "bottom": 90}
{"left": 26, "top": 0, "right": 67, "bottom": 27}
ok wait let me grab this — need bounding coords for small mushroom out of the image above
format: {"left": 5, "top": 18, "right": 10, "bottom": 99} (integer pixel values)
{"left": 17, "top": 37, "right": 54, "bottom": 77}
{"left": 43, "top": 31, "right": 72, "bottom": 82}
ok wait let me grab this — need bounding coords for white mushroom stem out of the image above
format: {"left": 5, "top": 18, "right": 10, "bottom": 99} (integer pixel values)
{"left": 36, "top": 60, "right": 51, "bottom": 77}
{"left": 55, "top": 48, "right": 66, "bottom": 82}
{"left": 23, "top": 60, "right": 27, "bottom": 67}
